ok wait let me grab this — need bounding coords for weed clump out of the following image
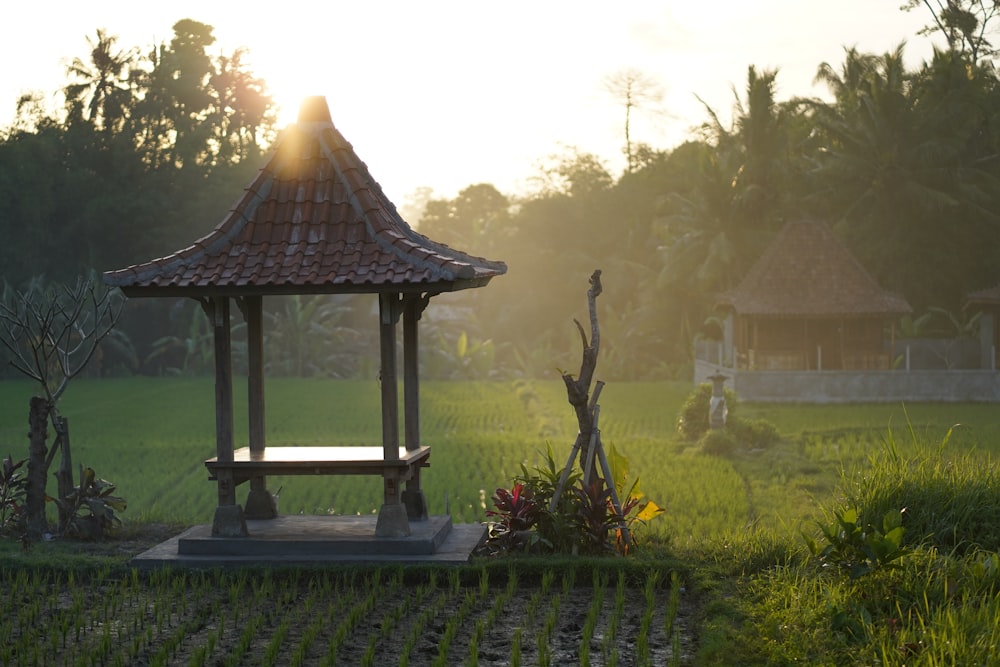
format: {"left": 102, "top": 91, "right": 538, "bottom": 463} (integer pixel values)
{"left": 838, "top": 426, "right": 1000, "bottom": 554}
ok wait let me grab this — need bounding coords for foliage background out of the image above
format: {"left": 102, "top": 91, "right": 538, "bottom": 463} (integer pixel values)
{"left": 5, "top": 8, "right": 1000, "bottom": 382}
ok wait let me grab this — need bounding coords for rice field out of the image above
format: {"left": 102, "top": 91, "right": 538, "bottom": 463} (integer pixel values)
{"left": 5, "top": 378, "right": 1000, "bottom": 665}
{"left": 0, "top": 564, "right": 689, "bottom": 667}
{"left": 2, "top": 378, "right": 999, "bottom": 543}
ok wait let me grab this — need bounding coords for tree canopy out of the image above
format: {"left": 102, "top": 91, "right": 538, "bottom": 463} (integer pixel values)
{"left": 3, "top": 13, "right": 1000, "bottom": 381}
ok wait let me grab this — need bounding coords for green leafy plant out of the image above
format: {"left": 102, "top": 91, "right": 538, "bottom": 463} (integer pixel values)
{"left": 516, "top": 444, "right": 581, "bottom": 552}
{"left": 488, "top": 443, "right": 664, "bottom": 555}
{"left": 0, "top": 454, "right": 27, "bottom": 536}
{"left": 55, "top": 466, "right": 127, "bottom": 539}
{"left": 803, "top": 507, "right": 908, "bottom": 579}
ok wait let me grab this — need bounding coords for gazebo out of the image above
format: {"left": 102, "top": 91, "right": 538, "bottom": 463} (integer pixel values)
{"left": 715, "top": 220, "right": 911, "bottom": 371}
{"left": 104, "top": 96, "right": 506, "bottom": 541}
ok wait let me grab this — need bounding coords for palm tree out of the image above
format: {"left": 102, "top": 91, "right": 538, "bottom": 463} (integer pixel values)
{"left": 64, "top": 29, "right": 136, "bottom": 134}
{"left": 806, "top": 45, "right": 1000, "bottom": 311}
{"left": 658, "top": 67, "right": 796, "bottom": 296}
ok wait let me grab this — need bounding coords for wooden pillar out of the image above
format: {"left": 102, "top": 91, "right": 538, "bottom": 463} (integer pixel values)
{"left": 402, "top": 294, "right": 428, "bottom": 521}
{"left": 377, "top": 292, "right": 409, "bottom": 536}
{"left": 212, "top": 296, "right": 235, "bottom": 487}
{"left": 209, "top": 296, "right": 247, "bottom": 536}
{"left": 402, "top": 294, "right": 420, "bottom": 451}
{"left": 378, "top": 293, "right": 401, "bottom": 459}
{"left": 246, "top": 295, "right": 266, "bottom": 454}
{"left": 243, "top": 295, "right": 276, "bottom": 519}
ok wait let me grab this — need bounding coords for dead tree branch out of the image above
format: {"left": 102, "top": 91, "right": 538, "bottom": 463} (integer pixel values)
{"left": 561, "top": 269, "right": 603, "bottom": 482}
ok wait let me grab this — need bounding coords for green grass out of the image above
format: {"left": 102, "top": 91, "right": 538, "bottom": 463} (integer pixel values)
{"left": 5, "top": 378, "right": 1000, "bottom": 664}
{"left": 4, "top": 377, "right": 1000, "bottom": 537}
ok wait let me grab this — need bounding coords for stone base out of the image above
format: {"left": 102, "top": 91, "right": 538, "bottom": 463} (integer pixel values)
{"left": 402, "top": 489, "right": 428, "bottom": 521}
{"left": 244, "top": 489, "right": 278, "bottom": 519}
{"left": 131, "top": 516, "right": 486, "bottom": 568}
{"left": 211, "top": 505, "right": 248, "bottom": 537}
{"left": 171, "top": 515, "right": 457, "bottom": 557}
{"left": 375, "top": 502, "right": 411, "bottom": 537}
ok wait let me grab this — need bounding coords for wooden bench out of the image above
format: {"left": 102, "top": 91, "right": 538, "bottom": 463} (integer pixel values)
{"left": 205, "top": 445, "right": 432, "bottom": 537}
{"left": 205, "top": 445, "right": 431, "bottom": 486}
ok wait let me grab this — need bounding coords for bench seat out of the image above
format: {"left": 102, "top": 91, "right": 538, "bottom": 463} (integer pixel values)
{"left": 206, "top": 445, "right": 431, "bottom": 485}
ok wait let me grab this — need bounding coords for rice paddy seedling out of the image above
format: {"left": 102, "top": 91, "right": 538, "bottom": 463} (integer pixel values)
{"left": 536, "top": 629, "right": 551, "bottom": 667}
{"left": 262, "top": 617, "right": 290, "bottom": 667}
{"left": 510, "top": 627, "right": 522, "bottom": 667}
{"left": 579, "top": 570, "right": 608, "bottom": 667}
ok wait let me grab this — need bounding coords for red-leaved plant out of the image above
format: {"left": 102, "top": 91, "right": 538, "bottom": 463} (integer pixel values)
{"left": 486, "top": 482, "right": 541, "bottom": 551}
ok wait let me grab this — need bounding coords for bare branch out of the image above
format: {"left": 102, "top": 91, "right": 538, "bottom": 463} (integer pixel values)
{"left": 0, "top": 277, "right": 124, "bottom": 404}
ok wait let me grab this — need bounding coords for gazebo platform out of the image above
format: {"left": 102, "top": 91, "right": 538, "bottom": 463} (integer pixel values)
{"left": 130, "top": 516, "right": 487, "bottom": 568}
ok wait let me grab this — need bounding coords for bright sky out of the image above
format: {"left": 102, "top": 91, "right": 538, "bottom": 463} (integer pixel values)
{"left": 4, "top": 1, "right": 940, "bottom": 205}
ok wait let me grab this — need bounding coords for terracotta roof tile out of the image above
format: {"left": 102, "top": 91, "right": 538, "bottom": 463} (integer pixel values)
{"left": 718, "top": 221, "right": 911, "bottom": 317}
{"left": 103, "top": 96, "right": 505, "bottom": 297}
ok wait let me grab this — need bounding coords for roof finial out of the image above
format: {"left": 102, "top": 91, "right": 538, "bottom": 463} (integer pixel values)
{"left": 298, "top": 96, "right": 332, "bottom": 123}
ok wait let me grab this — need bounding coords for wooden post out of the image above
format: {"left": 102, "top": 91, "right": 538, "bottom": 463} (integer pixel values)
{"left": 211, "top": 297, "right": 235, "bottom": 476}
{"left": 243, "top": 295, "right": 276, "bottom": 519}
{"left": 402, "top": 295, "right": 420, "bottom": 451}
{"left": 208, "top": 296, "right": 246, "bottom": 536}
{"left": 246, "top": 296, "right": 265, "bottom": 455}
{"left": 402, "top": 293, "right": 428, "bottom": 520}
{"left": 378, "top": 293, "right": 401, "bottom": 460}
{"left": 377, "top": 292, "right": 409, "bottom": 536}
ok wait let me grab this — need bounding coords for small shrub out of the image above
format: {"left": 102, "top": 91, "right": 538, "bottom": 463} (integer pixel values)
{"left": 55, "top": 466, "right": 127, "bottom": 539}
{"left": 803, "top": 507, "right": 908, "bottom": 579}
{"left": 728, "top": 417, "right": 781, "bottom": 450}
{"left": 698, "top": 429, "right": 738, "bottom": 456}
{"left": 677, "top": 383, "right": 738, "bottom": 441}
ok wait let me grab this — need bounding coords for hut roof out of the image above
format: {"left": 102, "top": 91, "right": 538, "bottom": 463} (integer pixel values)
{"left": 103, "top": 97, "right": 506, "bottom": 297}
{"left": 717, "top": 220, "right": 911, "bottom": 317}
{"left": 966, "top": 284, "right": 1000, "bottom": 306}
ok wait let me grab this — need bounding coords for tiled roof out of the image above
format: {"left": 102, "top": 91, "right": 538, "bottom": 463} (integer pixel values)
{"left": 103, "top": 97, "right": 506, "bottom": 297}
{"left": 717, "top": 220, "right": 911, "bottom": 317}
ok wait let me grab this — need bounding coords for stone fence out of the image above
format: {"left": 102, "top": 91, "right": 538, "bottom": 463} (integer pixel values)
{"left": 694, "top": 358, "right": 1000, "bottom": 403}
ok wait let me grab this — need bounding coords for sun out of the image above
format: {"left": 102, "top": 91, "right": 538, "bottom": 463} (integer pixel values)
{"left": 263, "top": 78, "right": 318, "bottom": 130}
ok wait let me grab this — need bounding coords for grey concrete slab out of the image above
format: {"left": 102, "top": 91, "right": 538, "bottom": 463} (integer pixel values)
{"left": 130, "top": 515, "right": 486, "bottom": 569}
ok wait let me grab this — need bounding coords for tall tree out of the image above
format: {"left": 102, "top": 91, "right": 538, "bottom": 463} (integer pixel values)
{"left": 807, "top": 45, "right": 1000, "bottom": 311}
{"left": 419, "top": 183, "right": 512, "bottom": 256}
{"left": 209, "top": 48, "right": 276, "bottom": 163}
{"left": 903, "top": 0, "right": 1000, "bottom": 62}
{"left": 64, "top": 29, "right": 137, "bottom": 135}
{"left": 603, "top": 69, "right": 664, "bottom": 174}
